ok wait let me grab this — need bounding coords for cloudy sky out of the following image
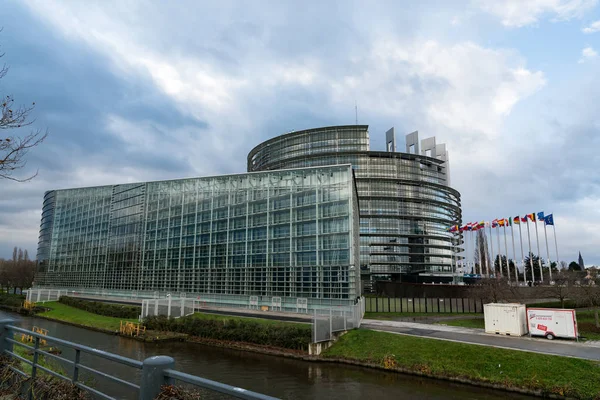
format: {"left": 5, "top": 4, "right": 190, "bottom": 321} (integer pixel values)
{"left": 1, "top": 0, "right": 599, "bottom": 265}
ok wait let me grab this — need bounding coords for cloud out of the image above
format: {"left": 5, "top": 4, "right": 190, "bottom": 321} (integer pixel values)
{"left": 1, "top": 0, "right": 599, "bottom": 266}
{"left": 476, "top": 0, "right": 598, "bottom": 27}
{"left": 578, "top": 46, "right": 598, "bottom": 62}
{"left": 582, "top": 19, "right": 600, "bottom": 32}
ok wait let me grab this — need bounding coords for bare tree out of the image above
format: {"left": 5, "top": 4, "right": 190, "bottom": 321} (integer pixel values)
{"left": 573, "top": 284, "right": 600, "bottom": 328}
{"left": 542, "top": 270, "right": 578, "bottom": 308}
{"left": 0, "top": 32, "right": 47, "bottom": 181}
{"left": 468, "top": 277, "right": 515, "bottom": 304}
{"left": 474, "top": 230, "right": 491, "bottom": 274}
{"left": 559, "top": 260, "right": 568, "bottom": 271}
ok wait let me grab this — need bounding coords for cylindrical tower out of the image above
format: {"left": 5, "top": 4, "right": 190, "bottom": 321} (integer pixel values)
{"left": 248, "top": 125, "right": 462, "bottom": 287}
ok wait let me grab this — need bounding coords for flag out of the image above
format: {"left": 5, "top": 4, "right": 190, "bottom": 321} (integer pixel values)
{"left": 509, "top": 217, "right": 512, "bottom": 226}
{"left": 492, "top": 219, "right": 498, "bottom": 228}
{"left": 478, "top": 221, "right": 485, "bottom": 228}
{"left": 537, "top": 211, "right": 544, "bottom": 221}
{"left": 498, "top": 218, "right": 505, "bottom": 227}
{"left": 527, "top": 213, "right": 536, "bottom": 222}
{"left": 513, "top": 216, "right": 520, "bottom": 225}
{"left": 448, "top": 225, "right": 458, "bottom": 232}
{"left": 521, "top": 216, "right": 527, "bottom": 222}
{"left": 459, "top": 224, "right": 467, "bottom": 232}
{"left": 543, "top": 214, "right": 554, "bottom": 225}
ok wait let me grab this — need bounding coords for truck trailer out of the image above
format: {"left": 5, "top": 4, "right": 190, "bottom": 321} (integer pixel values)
{"left": 527, "top": 308, "right": 578, "bottom": 340}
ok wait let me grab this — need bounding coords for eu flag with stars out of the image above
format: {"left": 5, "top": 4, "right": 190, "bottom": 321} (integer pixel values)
{"left": 544, "top": 214, "right": 554, "bottom": 225}
{"left": 537, "top": 211, "right": 545, "bottom": 220}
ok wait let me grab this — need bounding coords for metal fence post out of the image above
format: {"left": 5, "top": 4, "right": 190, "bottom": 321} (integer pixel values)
{"left": 0, "top": 318, "right": 15, "bottom": 354}
{"left": 139, "top": 356, "right": 175, "bottom": 400}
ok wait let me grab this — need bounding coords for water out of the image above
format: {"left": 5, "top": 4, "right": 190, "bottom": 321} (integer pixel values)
{"left": 1, "top": 311, "right": 534, "bottom": 400}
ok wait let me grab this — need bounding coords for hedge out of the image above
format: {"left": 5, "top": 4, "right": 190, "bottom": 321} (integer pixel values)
{"left": 0, "top": 293, "right": 25, "bottom": 308}
{"left": 144, "top": 315, "right": 311, "bottom": 351}
{"left": 58, "top": 296, "right": 141, "bottom": 319}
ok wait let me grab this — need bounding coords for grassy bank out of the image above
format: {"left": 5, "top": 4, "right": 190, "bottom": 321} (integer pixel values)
{"left": 323, "top": 329, "right": 600, "bottom": 399}
{"left": 38, "top": 301, "right": 137, "bottom": 332}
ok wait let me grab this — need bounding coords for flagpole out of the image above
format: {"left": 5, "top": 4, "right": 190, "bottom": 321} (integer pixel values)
{"left": 488, "top": 222, "right": 494, "bottom": 278}
{"left": 465, "top": 230, "right": 469, "bottom": 275}
{"left": 518, "top": 219, "right": 525, "bottom": 285}
{"left": 553, "top": 222, "right": 559, "bottom": 268}
{"left": 534, "top": 216, "right": 544, "bottom": 283}
{"left": 510, "top": 222, "right": 518, "bottom": 284}
{"left": 526, "top": 218, "right": 535, "bottom": 283}
{"left": 484, "top": 224, "right": 490, "bottom": 277}
{"left": 543, "top": 220, "right": 553, "bottom": 282}
{"left": 496, "top": 224, "right": 502, "bottom": 278}
{"left": 477, "top": 229, "right": 483, "bottom": 277}
{"left": 503, "top": 224, "right": 510, "bottom": 284}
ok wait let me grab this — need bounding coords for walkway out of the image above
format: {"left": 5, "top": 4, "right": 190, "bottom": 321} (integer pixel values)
{"left": 361, "top": 319, "right": 600, "bottom": 361}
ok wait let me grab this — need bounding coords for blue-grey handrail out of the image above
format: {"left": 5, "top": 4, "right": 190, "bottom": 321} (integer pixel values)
{"left": 0, "top": 319, "right": 280, "bottom": 400}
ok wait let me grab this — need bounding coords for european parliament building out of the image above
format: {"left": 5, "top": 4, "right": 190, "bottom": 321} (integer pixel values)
{"left": 248, "top": 126, "right": 462, "bottom": 287}
{"left": 35, "top": 124, "right": 462, "bottom": 298}
{"left": 35, "top": 165, "right": 360, "bottom": 299}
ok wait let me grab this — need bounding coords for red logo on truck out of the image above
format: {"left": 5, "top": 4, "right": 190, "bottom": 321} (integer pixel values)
{"left": 537, "top": 324, "right": 547, "bottom": 331}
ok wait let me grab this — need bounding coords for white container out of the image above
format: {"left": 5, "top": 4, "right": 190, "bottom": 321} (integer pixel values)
{"left": 526, "top": 308, "right": 578, "bottom": 340}
{"left": 484, "top": 303, "right": 528, "bottom": 336}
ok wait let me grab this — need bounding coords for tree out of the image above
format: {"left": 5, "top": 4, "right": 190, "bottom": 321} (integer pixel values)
{"left": 559, "top": 260, "right": 568, "bottom": 270}
{"left": 473, "top": 230, "right": 491, "bottom": 274}
{"left": 468, "top": 277, "right": 516, "bottom": 303}
{"left": 569, "top": 261, "right": 582, "bottom": 271}
{"left": 543, "top": 270, "right": 578, "bottom": 308}
{"left": 493, "top": 255, "right": 518, "bottom": 281}
{"left": 0, "top": 247, "right": 35, "bottom": 293}
{"left": 573, "top": 284, "right": 600, "bottom": 328}
{"left": 1, "top": 33, "right": 47, "bottom": 181}
{"left": 523, "top": 252, "right": 557, "bottom": 283}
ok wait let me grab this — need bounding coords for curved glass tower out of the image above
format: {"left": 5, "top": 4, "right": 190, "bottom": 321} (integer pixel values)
{"left": 248, "top": 125, "right": 462, "bottom": 286}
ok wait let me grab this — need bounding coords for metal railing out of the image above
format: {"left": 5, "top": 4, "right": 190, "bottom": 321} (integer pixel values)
{"left": 313, "top": 297, "right": 365, "bottom": 343}
{"left": 28, "top": 287, "right": 357, "bottom": 313}
{"left": 0, "top": 318, "right": 278, "bottom": 400}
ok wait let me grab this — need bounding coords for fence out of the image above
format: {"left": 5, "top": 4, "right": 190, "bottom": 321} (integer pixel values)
{"left": 25, "top": 289, "right": 63, "bottom": 304}
{"left": 141, "top": 297, "right": 197, "bottom": 319}
{"left": 364, "top": 297, "right": 484, "bottom": 314}
{"left": 0, "top": 318, "right": 278, "bottom": 400}
{"left": 29, "top": 287, "right": 356, "bottom": 313}
{"left": 313, "top": 297, "right": 365, "bottom": 343}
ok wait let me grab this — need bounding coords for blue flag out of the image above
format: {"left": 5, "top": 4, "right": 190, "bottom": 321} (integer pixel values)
{"left": 537, "top": 211, "right": 545, "bottom": 221}
{"left": 544, "top": 214, "right": 554, "bottom": 225}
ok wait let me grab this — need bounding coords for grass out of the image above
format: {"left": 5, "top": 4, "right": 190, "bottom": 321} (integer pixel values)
{"left": 323, "top": 329, "right": 600, "bottom": 399}
{"left": 38, "top": 301, "right": 138, "bottom": 332}
{"left": 364, "top": 312, "right": 481, "bottom": 320}
{"left": 191, "top": 311, "right": 309, "bottom": 327}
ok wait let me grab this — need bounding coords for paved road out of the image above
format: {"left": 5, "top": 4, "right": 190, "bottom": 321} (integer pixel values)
{"left": 362, "top": 319, "right": 600, "bottom": 361}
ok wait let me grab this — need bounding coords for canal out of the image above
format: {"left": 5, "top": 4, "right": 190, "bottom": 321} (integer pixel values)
{"left": 1, "top": 311, "right": 534, "bottom": 400}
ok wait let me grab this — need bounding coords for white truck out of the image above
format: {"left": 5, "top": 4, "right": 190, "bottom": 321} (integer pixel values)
{"left": 526, "top": 308, "right": 578, "bottom": 340}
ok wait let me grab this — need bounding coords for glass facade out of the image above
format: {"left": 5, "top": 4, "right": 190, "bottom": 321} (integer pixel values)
{"left": 35, "top": 165, "right": 360, "bottom": 299}
{"left": 247, "top": 125, "right": 462, "bottom": 284}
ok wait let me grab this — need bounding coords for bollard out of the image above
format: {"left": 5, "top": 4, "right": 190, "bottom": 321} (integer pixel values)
{"left": 139, "top": 355, "right": 175, "bottom": 400}
{"left": 0, "top": 318, "right": 16, "bottom": 354}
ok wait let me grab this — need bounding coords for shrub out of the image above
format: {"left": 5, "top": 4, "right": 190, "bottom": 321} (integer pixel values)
{"left": 144, "top": 315, "right": 312, "bottom": 351}
{"left": 0, "top": 293, "right": 26, "bottom": 308}
{"left": 58, "top": 297, "right": 140, "bottom": 319}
